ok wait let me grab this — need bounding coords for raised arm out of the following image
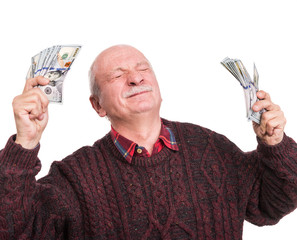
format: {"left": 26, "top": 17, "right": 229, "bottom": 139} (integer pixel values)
{"left": 0, "top": 77, "right": 66, "bottom": 239}
{"left": 13, "top": 76, "right": 49, "bottom": 149}
{"left": 252, "top": 90, "right": 286, "bottom": 146}
{"left": 243, "top": 90, "right": 297, "bottom": 225}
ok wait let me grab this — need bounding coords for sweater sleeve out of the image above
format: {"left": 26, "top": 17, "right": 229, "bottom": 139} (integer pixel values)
{"left": 244, "top": 134, "right": 297, "bottom": 226}
{"left": 0, "top": 135, "right": 75, "bottom": 239}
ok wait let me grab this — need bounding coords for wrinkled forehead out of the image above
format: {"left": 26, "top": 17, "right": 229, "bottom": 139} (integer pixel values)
{"left": 95, "top": 46, "right": 149, "bottom": 77}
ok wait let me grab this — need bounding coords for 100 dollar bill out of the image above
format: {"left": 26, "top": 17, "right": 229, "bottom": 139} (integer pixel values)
{"left": 221, "top": 57, "right": 262, "bottom": 124}
{"left": 26, "top": 45, "right": 81, "bottom": 103}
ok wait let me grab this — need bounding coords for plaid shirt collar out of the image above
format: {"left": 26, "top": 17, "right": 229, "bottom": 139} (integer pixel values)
{"left": 110, "top": 121, "right": 179, "bottom": 163}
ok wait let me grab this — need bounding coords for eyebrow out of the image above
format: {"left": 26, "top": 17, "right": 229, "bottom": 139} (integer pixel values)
{"left": 111, "top": 61, "right": 151, "bottom": 73}
{"left": 111, "top": 67, "right": 124, "bottom": 73}
{"left": 136, "top": 61, "right": 150, "bottom": 67}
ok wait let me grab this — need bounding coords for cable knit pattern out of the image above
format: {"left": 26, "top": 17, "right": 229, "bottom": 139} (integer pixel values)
{"left": 1, "top": 119, "right": 297, "bottom": 239}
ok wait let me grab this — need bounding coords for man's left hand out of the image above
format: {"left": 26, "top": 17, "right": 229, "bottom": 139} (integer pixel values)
{"left": 252, "top": 90, "right": 286, "bottom": 145}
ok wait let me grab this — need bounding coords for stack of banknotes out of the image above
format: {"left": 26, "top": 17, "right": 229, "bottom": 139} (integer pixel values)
{"left": 26, "top": 45, "right": 82, "bottom": 103}
{"left": 221, "top": 57, "right": 262, "bottom": 124}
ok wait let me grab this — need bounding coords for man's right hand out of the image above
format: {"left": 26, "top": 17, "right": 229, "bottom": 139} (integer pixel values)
{"left": 13, "top": 77, "right": 50, "bottom": 149}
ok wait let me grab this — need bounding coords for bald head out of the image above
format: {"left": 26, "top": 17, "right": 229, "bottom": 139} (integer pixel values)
{"left": 89, "top": 45, "right": 150, "bottom": 97}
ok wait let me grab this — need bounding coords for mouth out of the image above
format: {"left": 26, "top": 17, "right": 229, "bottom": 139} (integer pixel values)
{"left": 128, "top": 91, "right": 150, "bottom": 98}
{"left": 123, "top": 86, "right": 153, "bottom": 98}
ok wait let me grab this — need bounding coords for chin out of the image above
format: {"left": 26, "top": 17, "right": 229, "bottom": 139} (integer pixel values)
{"left": 131, "top": 102, "right": 156, "bottom": 114}
{"left": 128, "top": 97, "right": 161, "bottom": 114}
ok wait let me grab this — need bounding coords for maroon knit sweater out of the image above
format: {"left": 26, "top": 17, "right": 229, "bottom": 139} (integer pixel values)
{"left": 1, "top": 119, "right": 297, "bottom": 240}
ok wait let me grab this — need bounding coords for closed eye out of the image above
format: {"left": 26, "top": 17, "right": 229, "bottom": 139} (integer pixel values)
{"left": 112, "top": 71, "right": 124, "bottom": 79}
{"left": 138, "top": 68, "right": 149, "bottom": 72}
{"left": 136, "top": 61, "right": 151, "bottom": 72}
{"left": 111, "top": 68, "right": 125, "bottom": 79}
{"left": 115, "top": 74, "right": 122, "bottom": 78}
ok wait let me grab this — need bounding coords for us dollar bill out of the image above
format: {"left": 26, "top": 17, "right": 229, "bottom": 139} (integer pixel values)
{"left": 26, "top": 45, "right": 81, "bottom": 103}
{"left": 221, "top": 57, "right": 262, "bottom": 124}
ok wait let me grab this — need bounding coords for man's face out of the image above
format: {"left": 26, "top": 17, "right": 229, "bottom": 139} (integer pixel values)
{"left": 93, "top": 46, "right": 162, "bottom": 122}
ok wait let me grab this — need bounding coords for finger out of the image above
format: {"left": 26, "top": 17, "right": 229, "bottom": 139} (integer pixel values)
{"left": 21, "top": 92, "right": 43, "bottom": 116}
{"left": 14, "top": 98, "right": 43, "bottom": 121}
{"left": 260, "top": 110, "right": 285, "bottom": 135}
{"left": 27, "top": 102, "right": 43, "bottom": 120}
{"left": 253, "top": 91, "right": 273, "bottom": 112}
{"left": 14, "top": 88, "right": 49, "bottom": 118}
{"left": 256, "top": 90, "right": 271, "bottom": 101}
{"left": 265, "top": 116, "right": 286, "bottom": 136}
{"left": 23, "top": 88, "right": 49, "bottom": 112}
{"left": 23, "top": 76, "right": 50, "bottom": 92}
{"left": 253, "top": 99, "right": 280, "bottom": 112}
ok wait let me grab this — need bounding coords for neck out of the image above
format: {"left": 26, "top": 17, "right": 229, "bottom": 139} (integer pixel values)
{"left": 110, "top": 113, "right": 162, "bottom": 154}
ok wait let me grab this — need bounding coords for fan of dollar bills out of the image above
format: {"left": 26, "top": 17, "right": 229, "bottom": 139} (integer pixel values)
{"left": 26, "top": 45, "right": 82, "bottom": 103}
{"left": 221, "top": 57, "right": 263, "bottom": 124}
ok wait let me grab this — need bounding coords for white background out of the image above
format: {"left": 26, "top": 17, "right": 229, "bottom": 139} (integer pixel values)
{"left": 0, "top": 0, "right": 297, "bottom": 239}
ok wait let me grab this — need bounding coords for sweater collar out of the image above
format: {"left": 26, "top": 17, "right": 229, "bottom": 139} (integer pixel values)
{"left": 110, "top": 121, "right": 179, "bottom": 164}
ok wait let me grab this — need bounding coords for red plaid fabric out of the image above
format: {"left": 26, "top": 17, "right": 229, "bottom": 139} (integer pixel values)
{"left": 110, "top": 122, "right": 179, "bottom": 163}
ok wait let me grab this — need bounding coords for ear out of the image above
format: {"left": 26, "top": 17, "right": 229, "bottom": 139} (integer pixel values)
{"left": 89, "top": 95, "right": 107, "bottom": 117}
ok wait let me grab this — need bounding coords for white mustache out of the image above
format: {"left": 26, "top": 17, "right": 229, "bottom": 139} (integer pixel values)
{"left": 123, "top": 85, "right": 153, "bottom": 98}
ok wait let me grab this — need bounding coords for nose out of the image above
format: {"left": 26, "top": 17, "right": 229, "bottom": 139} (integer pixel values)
{"left": 127, "top": 71, "right": 144, "bottom": 86}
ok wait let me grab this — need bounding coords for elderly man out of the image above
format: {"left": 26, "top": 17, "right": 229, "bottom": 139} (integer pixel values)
{"left": 0, "top": 45, "right": 297, "bottom": 239}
